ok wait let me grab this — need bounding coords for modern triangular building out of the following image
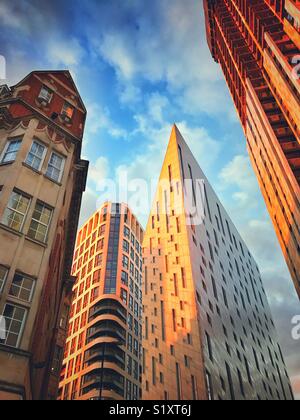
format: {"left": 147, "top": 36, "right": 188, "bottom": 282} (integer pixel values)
{"left": 142, "top": 125, "right": 293, "bottom": 400}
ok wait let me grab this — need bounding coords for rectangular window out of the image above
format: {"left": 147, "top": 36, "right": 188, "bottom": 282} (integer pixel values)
{"left": 172, "top": 309, "right": 177, "bottom": 332}
{"left": 25, "top": 140, "right": 46, "bottom": 171}
{"left": 122, "top": 255, "right": 129, "bottom": 269}
{"left": 176, "top": 363, "right": 182, "bottom": 400}
{"left": 206, "top": 332, "right": 213, "bottom": 361}
{"left": 205, "top": 370, "right": 214, "bottom": 400}
{"left": 216, "top": 203, "right": 225, "bottom": 235}
{"left": 121, "top": 271, "right": 128, "bottom": 286}
{"left": 1, "top": 303, "right": 27, "bottom": 348}
{"left": 38, "top": 86, "right": 53, "bottom": 103}
{"left": 121, "top": 288, "right": 127, "bottom": 305}
{"left": 124, "top": 226, "right": 130, "bottom": 239}
{"left": 123, "top": 239, "right": 129, "bottom": 253}
{"left": 225, "top": 362, "right": 235, "bottom": 400}
{"left": 0, "top": 266, "right": 8, "bottom": 293}
{"left": 2, "top": 190, "right": 30, "bottom": 232}
{"left": 152, "top": 357, "right": 156, "bottom": 386}
{"left": 161, "top": 301, "right": 165, "bottom": 342}
{"left": 46, "top": 152, "right": 65, "bottom": 183}
{"left": 1, "top": 139, "right": 21, "bottom": 164}
{"left": 28, "top": 202, "right": 53, "bottom": 243}
{"left": 9, "top": 273, "right": 35, "bottom": 302}
{"left": 61, "top": 102, "right": 74, "bottom": 121}
{"left": 237, "top": 368, "right": 245, "bottom": 398}
{"left": 244, "top": 356, "right": 252, "bottom": 386}
{"left": 222, "top": 287, "right": 228, "bottom": 308}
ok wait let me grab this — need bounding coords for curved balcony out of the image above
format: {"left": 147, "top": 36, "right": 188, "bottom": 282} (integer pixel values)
{"left": 81, "top": 368, "right": 125, "bottom": 398}
{"left": 89, "top": 298, "right": 127, "bottom": 324}
{"left": 86, "top": 319, "right": 126, "bottom": 344}
{"left": 84, "top": 343, "right": 125, "bottom": 370}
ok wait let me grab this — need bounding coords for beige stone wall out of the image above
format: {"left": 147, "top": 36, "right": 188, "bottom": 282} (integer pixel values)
{"left": 0, "top": 117, "right": 77, "bottom": 398}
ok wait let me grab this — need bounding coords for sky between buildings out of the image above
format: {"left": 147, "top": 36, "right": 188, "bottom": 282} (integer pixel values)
{"left": 0, "top": 0, "right": 299, "bottom": 399}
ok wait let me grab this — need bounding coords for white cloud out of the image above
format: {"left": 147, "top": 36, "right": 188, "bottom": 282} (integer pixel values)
{"left": 119, "top": 84, "right": 142, "bottom": 105}
{"left": 0, "top": 3, "right": 25, "bottom": 30}
{"left": 47, "top": 38, "right": 84, "bottom": 67}
{"left": 85, "top": 102, "right": 127, "bottom": 139}
{"left": 90, "top": 0, "right": 233, "bottom": 117}
{"left": 98, "top": 33, "right": 136, "bottom": 80}
{"left": 220, "top": 155, "right": 257, "bottom": 191}
{"left": 88, "top": 156, "right": 110, "bottom": 190}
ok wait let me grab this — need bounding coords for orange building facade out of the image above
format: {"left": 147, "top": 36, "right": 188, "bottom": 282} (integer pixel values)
{"left": 143, "top": 125, "right": 293, "bottom": 400}
{"left": 0, "top": 71, "right": 88, "bottom": 399}
{"left": 59, "top": 202, "right": 143, "bottom": 400}
{"left": 203, "top": 0, "right": 300, "bottom": 298}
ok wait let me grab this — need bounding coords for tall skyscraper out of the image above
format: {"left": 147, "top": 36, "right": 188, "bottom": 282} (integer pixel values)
{"left": 143, "top": 125, "right": 293, "bottom": 400}
{"left": 59, "top": 202, "right": 143, "bottom": 401}
{"left": 203, "top": 0, "right": 300, "bottom": 298}
{"left": 0, "top": 71, "right": 89, "bottom": 400}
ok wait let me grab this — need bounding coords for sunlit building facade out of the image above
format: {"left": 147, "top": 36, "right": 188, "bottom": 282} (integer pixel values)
{"left": 203, "top": 0, "right": 300, "bottom": 298}
{"left": 0, "top": 71, "right": 88, "bottom": 400}
{"left": 142, "top": 125, "right": 293, "bottom": 400}
{"left": 59, "top": 202, "right": 143, "bottom": 400}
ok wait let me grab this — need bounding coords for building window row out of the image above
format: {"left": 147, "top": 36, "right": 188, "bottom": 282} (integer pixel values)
{"left": 0, "top": 267, "right": 36, "bottom": 348}
{"left": 1, "top": 189, "right": 53, "bottom": 243}
{"left": 38, "top": 85, "right": 75, "bottom": 123}
{"left": 0, "top": 138, "right": 66, "bottom": 183}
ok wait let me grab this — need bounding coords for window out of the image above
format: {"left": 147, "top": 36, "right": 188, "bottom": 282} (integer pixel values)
{"left": 1, "top": 303, "right": 27, "bottom": 348}
{"left": 9, "top": 273, "right": 35, "bottom": 302}
{"left": 205, "top": 370, "right": 214, "bottom": 400}
{"left": 46, "top": 152, "right": 65, "bottom": 183}
{"left": 121, "top": 288, "right": 127, "bottom": 305}
{"left": 0, "top": 266, "right": 8, "bottom": 293}
{"left": 2, "top": 190, "right": 30, "bottom": 232}
{"left": 38, "top": 86, "right": 53, "bottom": 104}
{"left": 61, "top": 102, "right": 74, "bottom": 121}
{"left": 122, "top": 255, "right": 129, "bottom": 269}
{"left": 123, "top": 239, "right": 129, "bottom": 253}
{"left": 1, "top": 139, "right": 21, "bottom": 164}
{"left": 25, "top": 140, "right": 46, "bottom": 171}
{"left": 28, "top": 202, "right": 52, "bottom": 243}
{"left": 124, "top": 226, "right": 130, "bottom": 239}
{"left": 206, "top": 332, "right": 213, "bottom": 361}
{"left": 121, "top": 271, "right": 128, "bottom": 286}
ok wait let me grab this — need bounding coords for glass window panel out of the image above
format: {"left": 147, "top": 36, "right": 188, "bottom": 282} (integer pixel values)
{"left": 0, "top": 266, "right": 8, "bottom": 292}
{"left": 1, "top": 139, "right": 22, "bottom": 163}
{"left": 28, "top": 202, "right": 52, "bottom": 243}
{"left": 46, "top": 153, "right": 65, "bottom": 182}
{"left": 1, "top": 304, "right": 27, "bottom": 348}
{"left": 9, "top": 274, "right": 35, "bottom": 303}
{"left": 25, "top": 141, "right": 46, "bottom": 171}
{"left": 2, "top": 191, "right": 30, "bottom": 232}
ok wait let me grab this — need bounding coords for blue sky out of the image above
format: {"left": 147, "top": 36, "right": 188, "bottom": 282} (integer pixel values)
{"left": 0, "top": 0, "right": 299, "bottom": 398}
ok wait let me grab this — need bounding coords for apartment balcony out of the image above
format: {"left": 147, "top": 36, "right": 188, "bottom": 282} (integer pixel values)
{"left": 84, "top": 343, "right": 125, "bottom": 370}
{"left": 86, "top": 320, "right": 126, "bottom": 343}
{"left": 250, "top": 79, "right": 300, "bottom": 187}
{"left": 89, "top": 298, "right": 127, "bottom": 324}
{"left": 81, "top": 368, "right": 125, "bottom": 398}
